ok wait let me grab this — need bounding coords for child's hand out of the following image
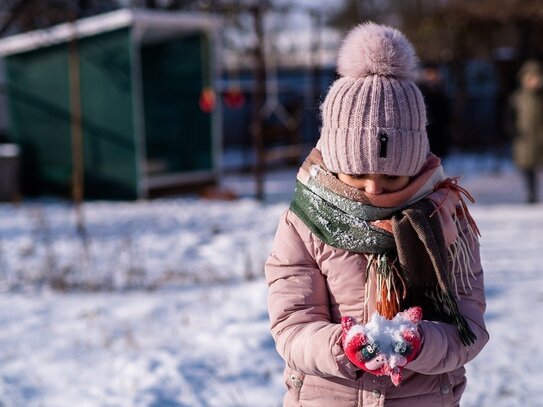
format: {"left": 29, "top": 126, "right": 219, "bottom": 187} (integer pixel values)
{"left": 341, "top": 307, "right": 423, "bottom": 386}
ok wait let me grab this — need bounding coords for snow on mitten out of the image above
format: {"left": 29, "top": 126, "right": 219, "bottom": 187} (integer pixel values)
{"left": 341, "top": 307, "right": 423, "bottom": 386}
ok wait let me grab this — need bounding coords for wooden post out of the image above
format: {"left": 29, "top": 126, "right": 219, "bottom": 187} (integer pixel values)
{"left": 67, "top": 13, "right": 88, "bottom": 250}
{"left": 68, "top": 25, "right": 84, "bottom": 206}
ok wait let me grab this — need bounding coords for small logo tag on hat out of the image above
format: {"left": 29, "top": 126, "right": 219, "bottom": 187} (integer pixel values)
{"left": 379, "top": 132, "right": 388, "bottom": 158}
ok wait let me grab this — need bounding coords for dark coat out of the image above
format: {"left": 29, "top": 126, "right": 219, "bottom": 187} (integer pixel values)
{"left": 418, "top": 82, "right": 451, "bottom": 158}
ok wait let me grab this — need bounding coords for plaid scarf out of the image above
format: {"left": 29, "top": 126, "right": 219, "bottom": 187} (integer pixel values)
{"left": 290, "top": 149, "right": 479, "bottom": 345}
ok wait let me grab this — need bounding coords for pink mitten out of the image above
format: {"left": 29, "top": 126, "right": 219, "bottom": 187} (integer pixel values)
{"left": 341, "top": 307, "right": 423, "bottom": 386}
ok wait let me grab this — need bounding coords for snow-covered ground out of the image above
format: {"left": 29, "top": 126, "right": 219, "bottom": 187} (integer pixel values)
{"left": 0, "top": 153, "right": 542, "bottom": 407}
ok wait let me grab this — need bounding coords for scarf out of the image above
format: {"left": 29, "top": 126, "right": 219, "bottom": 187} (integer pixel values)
{"left": 290, "top": 149, "right": 479, "bottom": 346}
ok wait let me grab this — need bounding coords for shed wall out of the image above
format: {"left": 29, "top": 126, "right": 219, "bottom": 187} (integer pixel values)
{"left": 5, "top": 28, "right": 138, "bottom": 199}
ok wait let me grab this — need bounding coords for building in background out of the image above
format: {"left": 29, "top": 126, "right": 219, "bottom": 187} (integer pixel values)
{"left": 0, "top": 9, "right": 221, "bottom": 200}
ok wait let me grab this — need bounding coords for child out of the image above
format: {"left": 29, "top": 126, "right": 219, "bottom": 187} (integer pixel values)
{"left": 265, "top": 23, "right": 489, "bottom": 406}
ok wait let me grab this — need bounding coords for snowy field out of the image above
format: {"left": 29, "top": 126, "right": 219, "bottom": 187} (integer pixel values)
{"left": 0, "top": 153, "right": 542, "bottom": 407}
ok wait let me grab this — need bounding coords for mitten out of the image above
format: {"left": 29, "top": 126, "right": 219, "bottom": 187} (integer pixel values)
{"left": 341, "top": 307, "right": 423, "bottom": 386}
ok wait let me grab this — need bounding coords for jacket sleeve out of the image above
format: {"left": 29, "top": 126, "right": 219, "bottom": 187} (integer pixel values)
{"left": 265, "top": 210, "right": 357, "bottom": 379}
{"left": 407, "top": 216, "right": 490, "bottom": 375}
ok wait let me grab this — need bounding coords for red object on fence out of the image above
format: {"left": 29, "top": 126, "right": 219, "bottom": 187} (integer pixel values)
{"left": 199, "top": 87, "right": 216, "bottom": 112}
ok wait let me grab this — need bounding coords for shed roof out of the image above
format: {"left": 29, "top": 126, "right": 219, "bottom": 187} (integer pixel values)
{"left": 0, "top": 8, "right": 220, "bottom": 57}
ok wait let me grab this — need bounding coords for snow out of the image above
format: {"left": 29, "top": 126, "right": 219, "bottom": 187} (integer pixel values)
{"left": 0, "top": 152, "right": 542, "bottom": 406}
{"left": 345, "top": 310, "right": 419, "bottom": 354}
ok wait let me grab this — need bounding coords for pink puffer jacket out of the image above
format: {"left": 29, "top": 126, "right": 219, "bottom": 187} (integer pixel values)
{"left": 265, "top": 210, "right": 489, "bottom": 407}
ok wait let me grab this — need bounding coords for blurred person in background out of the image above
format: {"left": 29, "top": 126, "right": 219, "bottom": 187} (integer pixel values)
{"left": 418, "top": 63, "right": 452, "bottom": 159}
{"left": 509, "top": 59, "right": 543, "bottom": 204}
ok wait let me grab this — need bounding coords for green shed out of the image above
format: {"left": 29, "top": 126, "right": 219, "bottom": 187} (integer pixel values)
{"left": 0, "top": 9, "right": 221, "bottom": 200}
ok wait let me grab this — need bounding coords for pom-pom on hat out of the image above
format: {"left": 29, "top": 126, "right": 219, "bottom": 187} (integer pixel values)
{"left": 317, "top": 22, "right": 429, "bottom": 176}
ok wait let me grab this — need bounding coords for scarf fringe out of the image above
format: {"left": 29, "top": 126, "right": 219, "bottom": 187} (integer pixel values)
{"left": 446, "top": 200, "right": 480, "bottom": 298}
{"left": 366, "top": 253, "right": 407, "bottom": 320}
{"left": 432, "top": 177, "right": 480, "bottom": 300}
{"left": 432, "top": 177, "right": 481, "bottom": 239}
{"left": 424, "top": 287, "right": 476, "bottom": 345}
{"left": 437, "top": 290, "right": 478, "bottom": 346}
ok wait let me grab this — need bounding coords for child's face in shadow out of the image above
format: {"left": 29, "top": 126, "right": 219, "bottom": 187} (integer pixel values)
{"left": 338, "top": 173, "right": 410, "bottom": 195}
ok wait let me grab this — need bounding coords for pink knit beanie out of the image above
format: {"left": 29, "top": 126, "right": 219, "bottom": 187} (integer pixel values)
{"left": 317, "top": 22, "right": 429, "bottom": 176}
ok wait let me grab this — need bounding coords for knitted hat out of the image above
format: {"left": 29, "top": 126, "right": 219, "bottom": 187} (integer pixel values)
{"left": 317, "top": 23, "right": 429, "bottom": 176}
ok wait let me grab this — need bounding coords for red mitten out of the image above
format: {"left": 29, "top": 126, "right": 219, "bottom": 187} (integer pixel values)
{"left": 341, "top": 307, "right": 423, "bottom": 386}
